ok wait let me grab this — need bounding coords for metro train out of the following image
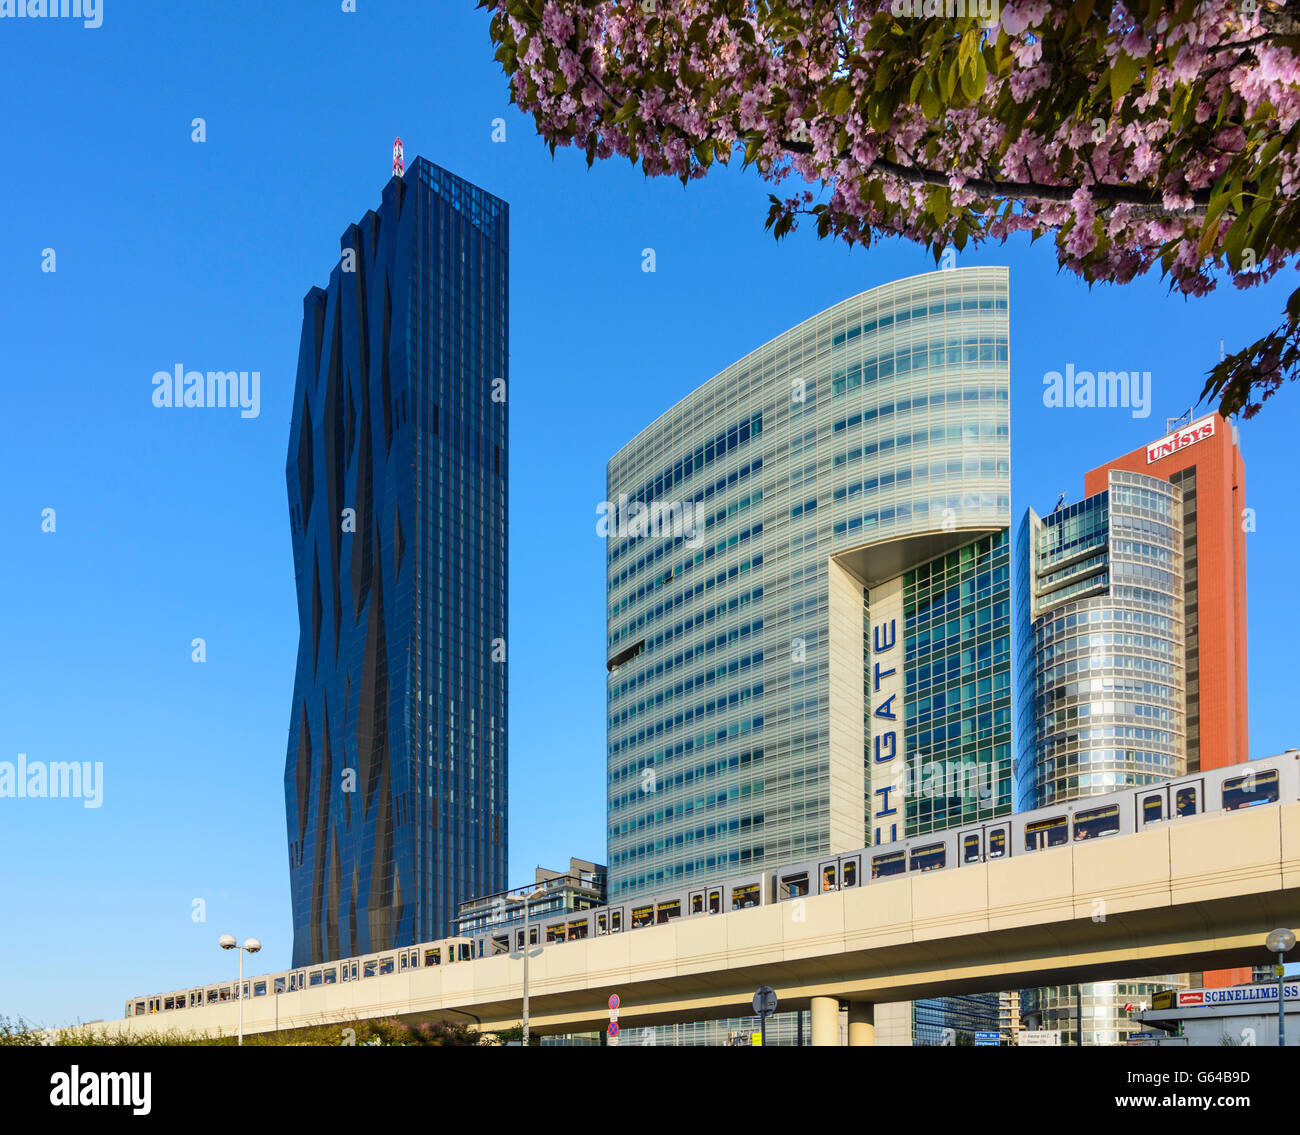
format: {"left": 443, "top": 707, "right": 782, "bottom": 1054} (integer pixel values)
{"left": 125, "top": 750, "right": 1299, "bottom": 1020}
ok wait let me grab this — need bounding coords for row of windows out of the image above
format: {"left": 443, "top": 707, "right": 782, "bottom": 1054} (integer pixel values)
{"left": 609, "top": 502, "right": 762, "bottom": 620}
{"left": 831, "top": 334, "right": 1008, "bottom": 398}
{"left": 606, "top": 456, "right": 765, "bottom": 588}
{"left": 610, "top": 531, "right": 764, "bottom": 648}
{"left": 607, "top": 414, "right": 763, "bottom": 564}
{"left": 830, "top": 292, "right": 1007, "bottom": 350}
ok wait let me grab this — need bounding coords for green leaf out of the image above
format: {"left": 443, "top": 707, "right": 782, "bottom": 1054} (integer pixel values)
{"left": 1109, "top": 52, "right": 1141, "bottom": 104}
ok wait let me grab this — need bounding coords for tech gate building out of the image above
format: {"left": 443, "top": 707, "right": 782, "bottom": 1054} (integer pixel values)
{"left": 284, "top": 158, "right": 509, "bottom": 968}
{"left": 605, "top": 268, "right": 1012, "bottom": 1043}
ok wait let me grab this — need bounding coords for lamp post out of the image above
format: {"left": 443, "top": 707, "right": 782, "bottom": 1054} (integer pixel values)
{"left": 502, "top": 886, "right": 548, "bottom": 1046}
{"left": 219, "top": 934, "right": 261, "bottom": 1046}
{"left": 1265, "top": 928, "right": 1295, "bottom": 1047}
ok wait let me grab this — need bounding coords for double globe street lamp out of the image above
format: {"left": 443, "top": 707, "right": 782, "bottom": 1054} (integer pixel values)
{"left": 219, "top": 934, "right": 261, "bottom": 1046}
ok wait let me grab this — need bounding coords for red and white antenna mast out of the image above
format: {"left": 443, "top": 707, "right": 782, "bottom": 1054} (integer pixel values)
{"left": 393, "top": 136, "right": 404, "bottom": 178}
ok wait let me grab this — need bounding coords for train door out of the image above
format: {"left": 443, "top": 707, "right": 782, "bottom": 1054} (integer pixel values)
{"left": 984, "top": 822, "right": 1009, "bottom": 860}
{"left": 839, "top": 855, "right": 860, "bottom": 889}
{"left": 817, "top": 858, "right": 839, "bottom": 893}
{"left": 1173, "top": 779, "right": 1204, "bottom": 819}
{"left": 1137, "top": 786, "right": 1169, "bottom": 829}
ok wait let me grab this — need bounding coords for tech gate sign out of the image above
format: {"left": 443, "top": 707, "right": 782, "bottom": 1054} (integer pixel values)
{"left": 1146, "top": 415, "right": 1215, "bottom": 464}
{"left": 869, "top": 578, "right": 906, "bottom": 845}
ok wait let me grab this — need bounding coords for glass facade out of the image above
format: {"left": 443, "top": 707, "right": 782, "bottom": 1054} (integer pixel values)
{"left": 284, "top": 158, "right": 509, "bottom": 967}
{"left": 607, "top": 267, "right": 1010, "bottom": 901}
{"left": 903, "top": 530, "right": 1013, "bottom": 836}
{"left": 1017, "top": 470, "right": 1186, "bottom": 1043}
{"left": 606, "top": 268, "right": 1010, "bottom": 1042}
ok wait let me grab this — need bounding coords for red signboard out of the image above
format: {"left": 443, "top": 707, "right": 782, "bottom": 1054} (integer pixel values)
{"left": 1146, "top": 416, "right": 1215, "bottom": 464}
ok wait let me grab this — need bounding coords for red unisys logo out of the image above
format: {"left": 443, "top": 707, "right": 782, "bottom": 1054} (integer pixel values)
{"left": 1147, "top": 416, "right": 1215, "bottom": 463}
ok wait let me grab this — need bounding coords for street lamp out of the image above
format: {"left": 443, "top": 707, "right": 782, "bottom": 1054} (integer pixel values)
{"left": 1265, "top": 927, "right": 1295, "bottom": 1047}
{"left": 501, "top": 885, "right": 550, "bottom": 1046}
{"left": 219, "top": 934, "right": 261, "bottom": 1046}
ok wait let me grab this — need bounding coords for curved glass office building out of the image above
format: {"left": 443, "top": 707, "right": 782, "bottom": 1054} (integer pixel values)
{"left": 604, "top": 268, "right": 1012, "bottom": 1040}
{"left": 1016, "top": 469, "right": 1186, "bottom": 1043}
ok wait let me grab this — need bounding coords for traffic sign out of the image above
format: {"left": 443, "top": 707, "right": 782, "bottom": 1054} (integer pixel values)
{"left": 608, "top": 993, "right": 620, "bottom": 1011}
{"left": 752, "top": 986, "right": 778, "bottom": 1016}
{"left": 975, "top": 1031, "right": 999, "bottom": 1047}
{"left": 607, "top": 1021, "right": 619, "bottom": 1038}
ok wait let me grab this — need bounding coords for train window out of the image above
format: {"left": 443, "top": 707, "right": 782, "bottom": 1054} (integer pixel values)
{"left": 568, "top": 919, "right": 590, "bottom": 940}
{"left": 656, "top": 900, "right": 681, "bottom": 924}
{"left": 632, "top": 904, "right": 655, "bottom": 928}
{"left": 843, "top": 861, "right": 858, "bottom": 887}
{"left": 822, "top": 864, "right": 837, "bottom": 892}
{"left": 528, "top": 927, "right": 539, "bottom": 945}
{"left": 164, "top": 997, "right": 175, "bottom": 1011}
{"left": 309, "top": 971, "right": 322, "bottom": 987}
{"left": 459, "top": 944, "right": 472, "bottom": 962}
{"left": 909, "top": 843, "right": 947, "bottom": 872}
{"left": 1024, "top": 816, "right": 1068, "bottom": 851}
{"left": 1142, "top": 795, "right": 1164, "bottom": 823}
{"left": 219, "top": 988, "right": 231, "bottom": 1002}
{"left": 135, "top": 1000, "right": 146, "bottom": 1014}
{"left": 547, "top": 925, "right": 566, "bottom": 943}
{"left": 780, "top": 872, "right": 810, "bottom": 899}
{"left": 492, "top": 935, "right": 510, "bottom": 955}
{"left": 400, "top": 954, "right": 408, "bottom": 971}
{"left": 324, "top": 967, "right": 337, "bottom": 984}
{"left": 597, "top": 913, "right": 608, "bottom": 935}
{"left": 962, "top": 833, "right": 981, "bottom": 864}
{"left": 872, "top": 851, "right": 906, "bottom": 879}
{"left": 425, "top": 948, "right": 441, "bottom": 967}
{"left": 1073, "top": 804, "right": 1120, "bottom": 841}
{"left": 691, "top": 893, "right": 704, "bottom": 914}
{"left": 988, "top": 829, "right": 1006, "bottom": 858}
{"left": 709, "top": 889, "right": 722, "bottom": 912}
{"left": 611, "top": 910, "right": 623, "bottom": 932}
{"left": 1223, "top": 769, "right": 1280, "bottom": 811}
{"left": 731, "top": 883, "right": 761, "bottom": 910}
{"left": 1175, "top": 786, "right": 1198, "bottom": 817}
{"left": 254, "top": 981, "right": 267, "bottom": 997}
{"left": 274, "top": 977, "right": 287, "bottom": 994}
{"left": 363, "top": 961, "right": 377, "bottom": 978}
{"left": 378, "top": 957, "right": 394, "bottom": 975}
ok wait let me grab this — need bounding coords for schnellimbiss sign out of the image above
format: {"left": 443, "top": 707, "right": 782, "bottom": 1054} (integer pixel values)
{"left": 1176, "top": 982, "right": 1300, "bottom": 1008}
{"left": 1146, "top": 414, "right": 1215, "bottom": 463}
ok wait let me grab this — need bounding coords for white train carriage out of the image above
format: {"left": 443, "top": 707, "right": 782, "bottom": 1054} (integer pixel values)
{"left": 127, "top": 752, "right": 1300, "bottom": 1020}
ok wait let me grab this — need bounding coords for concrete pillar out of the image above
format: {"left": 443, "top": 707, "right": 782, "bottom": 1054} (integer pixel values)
{"left": 811, "top": 996, "right": 840, "bottom": 1046}
{"left": 848, "top": 1002, "right": 875, "bottom": 1046}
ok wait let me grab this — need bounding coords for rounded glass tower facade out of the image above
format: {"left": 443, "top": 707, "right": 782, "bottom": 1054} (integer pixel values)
{"left": 1017, "top": 469, "right": 1186, "bottom": 1043}
{"left": 604, "top": 267, "right": 1011, "bottom": 902}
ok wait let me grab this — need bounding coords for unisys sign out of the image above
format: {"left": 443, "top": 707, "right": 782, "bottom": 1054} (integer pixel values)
{"left": 1146, "top": 415, "right": 1216, "bottom": 463}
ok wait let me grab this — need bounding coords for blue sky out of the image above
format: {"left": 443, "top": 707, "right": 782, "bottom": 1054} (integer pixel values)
{"left": 1, "top": 2, "right": 1296, "bottom": 1025}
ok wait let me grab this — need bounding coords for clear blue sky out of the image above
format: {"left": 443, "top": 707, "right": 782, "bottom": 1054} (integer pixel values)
{"left": 1, "top": 2, "right": 1295, "bottom": 1026}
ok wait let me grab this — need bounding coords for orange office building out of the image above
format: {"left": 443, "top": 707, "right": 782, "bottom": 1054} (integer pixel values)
{"left": 1085, "top": 411, "right": 1250, "bottom": 985}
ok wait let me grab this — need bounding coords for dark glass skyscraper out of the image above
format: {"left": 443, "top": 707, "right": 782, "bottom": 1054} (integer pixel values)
{"left": 284, "top": 157, "right": 508, "bottom": 967}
